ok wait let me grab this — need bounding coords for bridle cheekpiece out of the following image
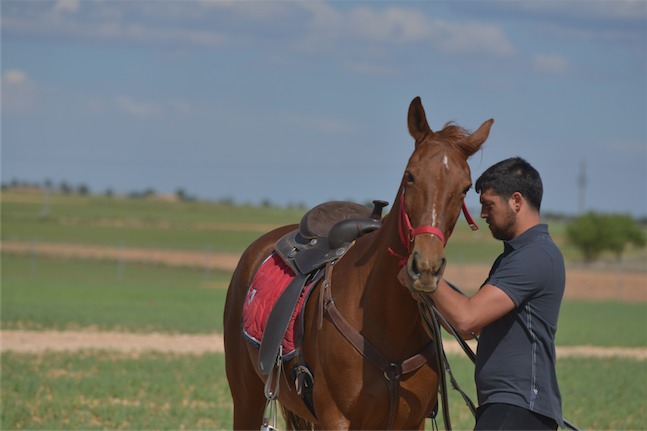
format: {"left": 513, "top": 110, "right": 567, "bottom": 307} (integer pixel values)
{"left": 388, "top": 184, "right": 479, "bottom": 268}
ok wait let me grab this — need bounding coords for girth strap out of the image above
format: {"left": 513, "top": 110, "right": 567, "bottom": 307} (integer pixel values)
{"left": 322, "top": 263, "right": 435, "bottom": 429}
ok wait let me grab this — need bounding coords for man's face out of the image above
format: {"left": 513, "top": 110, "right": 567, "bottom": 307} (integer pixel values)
{"left": 479, "top": 188, "right": 516, "bottom": 241}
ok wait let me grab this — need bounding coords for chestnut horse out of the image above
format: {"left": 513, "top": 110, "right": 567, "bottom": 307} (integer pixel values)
{"left": 224, "top": 97, "right": 493, "bottom": 430}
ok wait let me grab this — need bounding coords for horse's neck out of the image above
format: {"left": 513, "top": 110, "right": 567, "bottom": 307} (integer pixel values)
{"left": 337, "top": 212, "right": 426, "bottom": 355}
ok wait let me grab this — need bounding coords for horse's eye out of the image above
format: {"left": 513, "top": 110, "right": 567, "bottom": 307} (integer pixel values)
{"left": 404, "top": 171, "right": 415, "bottom": 184}
{"left": 462, "top": 186, "right": 471, "bottom": 195}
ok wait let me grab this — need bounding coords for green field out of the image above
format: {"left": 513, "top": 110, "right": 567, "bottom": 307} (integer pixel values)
{"left": 2, "top": 349, "right": 645, "bottom": 430}
{"left": 2, "top": 191, "right": 646, "bottom": 430}
{"left": 2, "top": 254, "right": 646, "bottom": 347}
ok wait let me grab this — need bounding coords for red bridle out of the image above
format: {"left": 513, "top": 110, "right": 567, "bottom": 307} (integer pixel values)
{"left": 388, "top": 185, "right": 479, "bottom": 268}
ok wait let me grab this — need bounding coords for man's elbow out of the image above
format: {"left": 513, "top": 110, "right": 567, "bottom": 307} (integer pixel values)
{"left": 453, "top": 316, "right": 481, "bottom": 336}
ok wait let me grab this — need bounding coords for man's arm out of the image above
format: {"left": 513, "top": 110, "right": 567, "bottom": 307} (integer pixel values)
{"left": 431, "top": 279, "right": 516, "bottom": 336}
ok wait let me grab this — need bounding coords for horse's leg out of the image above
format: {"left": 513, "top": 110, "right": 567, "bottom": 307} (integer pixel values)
{"left": 226, "top": 346, "right": 267, "bottom": 429}
{"left": 224, "top": 226, "right": 298, "bottom": 430}
{"left": 224, "top": 262, "right": 267, "bottom": 429}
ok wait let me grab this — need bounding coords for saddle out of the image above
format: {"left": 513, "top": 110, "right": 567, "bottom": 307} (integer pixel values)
{"left": 257, "top": 200, "right": 388, "bottom": 375}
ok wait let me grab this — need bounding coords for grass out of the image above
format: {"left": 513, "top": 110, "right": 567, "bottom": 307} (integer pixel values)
{"left": 2, "top": 351, "right": 644, "bottom": 430}
{"left": 3, "top": 253, "right": 646, "bottom": 346}
{"left": 435, "top": 354, "right": 647, "bottom": 430}
{"left": 1, "top": 192, "right": 302, "bottom": 252}
{"left": 3, "top": 189, "right": 646, "bottom": 263}
{"left": 2, "top": 190, "right": 646, "bottom": 430}
{"left": 557, "top": 301, "right": 647, "bottom": 347}
{"left": 1, "top": 254, "right": 229, "bottom": 333}
{"left": 1, "top": 351, "right": 233, "bottom": 430}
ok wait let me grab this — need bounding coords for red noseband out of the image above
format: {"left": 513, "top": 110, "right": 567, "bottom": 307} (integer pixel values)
{"left": 388, "top": 186, "right": 478, "bottom": 268}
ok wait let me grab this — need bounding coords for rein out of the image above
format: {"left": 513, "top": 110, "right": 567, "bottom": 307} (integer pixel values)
{"left": 388, "top": 185, "right": 478, "bottom": 268}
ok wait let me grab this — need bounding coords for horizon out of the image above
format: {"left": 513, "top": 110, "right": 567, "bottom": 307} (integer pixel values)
{"left": 4, "top": 179, "right": 646, "bottom": 221}
{"left": 2, "top": 1, "right": 646, "bottom": 217}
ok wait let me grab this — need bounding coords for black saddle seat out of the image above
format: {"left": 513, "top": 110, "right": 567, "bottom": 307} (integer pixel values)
{"left": 299, "top": 201, "right": 373, "bottom": 239}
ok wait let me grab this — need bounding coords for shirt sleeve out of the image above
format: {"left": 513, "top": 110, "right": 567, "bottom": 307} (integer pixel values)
{"left": 487, "top": 247, "right": 552, "bottom": 306}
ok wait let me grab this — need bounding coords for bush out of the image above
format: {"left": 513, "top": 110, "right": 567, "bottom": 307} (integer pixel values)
{"left": 566, "top": 211, "right": 646, "bottom": 262}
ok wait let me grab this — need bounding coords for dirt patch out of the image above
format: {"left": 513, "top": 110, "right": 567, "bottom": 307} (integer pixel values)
{"left": 0, "top": 330, "right": 224, "bottom": 354}
{"left": 1, "top": 240, "right": 241, "bottom": 272}
{"left": 2, "top": 330, "right": 645, "bottom": 360}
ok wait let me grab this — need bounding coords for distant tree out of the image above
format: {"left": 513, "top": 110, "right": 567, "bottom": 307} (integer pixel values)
{"left": 605, "top": 214, "right": 646, "bottom": 259}
{"left": 60, "top": 181, "right": 72, "bottom": 194}
{"left": 175, "top": 188, "right": 195, "bottom": 202}
{"left": 261, "top": 198, "right": 273, "bottom": 208}
{"left": 128, "top": 188, "right": 156, "bottom": 199}
{"left": 77, "top": 183, "right": 90, "bottom": 196}
{"left": 566, "top": 211, "right": 646, "bottom": 263}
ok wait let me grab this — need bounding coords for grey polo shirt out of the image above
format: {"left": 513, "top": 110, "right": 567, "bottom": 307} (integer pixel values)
{"left": 475, "top": 224, "right": 565, "bottom": 426}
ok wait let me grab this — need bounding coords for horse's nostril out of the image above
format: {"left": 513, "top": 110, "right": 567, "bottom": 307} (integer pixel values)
{"left": 411, "top": 252, "right": 421, "bottom": 279}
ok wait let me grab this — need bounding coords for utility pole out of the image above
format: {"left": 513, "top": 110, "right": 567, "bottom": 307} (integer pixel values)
{"left": 577, "top": 160, "right": 587, "bottom": 214}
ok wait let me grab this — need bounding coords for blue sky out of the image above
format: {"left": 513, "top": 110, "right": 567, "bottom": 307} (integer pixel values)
{"left": 2, "top": 0, "right": 646, "bottom": 216}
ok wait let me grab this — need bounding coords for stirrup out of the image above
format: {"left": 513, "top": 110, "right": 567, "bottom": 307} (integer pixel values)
{"left": 261, "top": 346, "right": 282, "bottom": 431}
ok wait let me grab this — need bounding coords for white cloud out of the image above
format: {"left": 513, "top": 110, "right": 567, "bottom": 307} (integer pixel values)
{"left": 53, "top": 0, "right": 80, "bottom": 15}
{"left": 2, "top": 69, "right": 28, "bottom": 85}
{"left": 300, "top": 3, "right": 515, "bottom": 58}
{"left": 532, "top": 54, "right": 572, "bottom": 76}
{"left": 3, "top": 2, "right": 515, "bottom": 61}
{"left": 2, "top": 69, "right": 38, "bottom": 113}
{"left": 114, "top": 95, "right": 162, "bottom": 118}
{"left": 428, "top": 19, "right": 515, "bottom": 57}
{"left": 349, "top": 6, "right": 430, "bottom": 43}
{"left": 111, "top": 96, "right": 192, "bottom": 118}
{"left": 512, "top": 0, "right": 645, "bottom": 22}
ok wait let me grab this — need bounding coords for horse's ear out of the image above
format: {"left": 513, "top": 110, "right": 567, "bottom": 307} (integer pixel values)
{"left": 408, "top": 96, "right": 433, "bottom": 145}
{"left": 463, "top": 118, "right": 494, "bottom": 156}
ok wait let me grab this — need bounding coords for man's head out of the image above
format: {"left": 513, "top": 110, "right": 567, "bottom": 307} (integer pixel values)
{"left": 475, "top": 157, "right": 543, "bottom": 240}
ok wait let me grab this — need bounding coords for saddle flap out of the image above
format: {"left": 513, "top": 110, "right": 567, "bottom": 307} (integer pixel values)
{"left": 258, "top": 273, "right": 309, "bottom": 375}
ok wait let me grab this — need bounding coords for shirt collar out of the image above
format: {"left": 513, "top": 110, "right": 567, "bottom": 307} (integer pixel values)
{"left": 504, "top": 223, "right": 549, "bottom": 253}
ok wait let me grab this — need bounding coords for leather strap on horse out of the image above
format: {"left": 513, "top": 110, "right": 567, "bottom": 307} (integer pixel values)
{"left": 321, "top": 262, "right": 435, "bottom": 430}
{"left": 388, "top": 185, "right": 478, "bottom": 268}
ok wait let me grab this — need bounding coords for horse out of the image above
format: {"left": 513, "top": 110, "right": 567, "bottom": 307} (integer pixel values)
{"left": 223, "top": 96, "right": 493, "bottom": 430}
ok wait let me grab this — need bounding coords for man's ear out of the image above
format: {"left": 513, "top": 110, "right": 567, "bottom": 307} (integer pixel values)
{"left": 511, "top": 192, "right": 523, "bottom": 212}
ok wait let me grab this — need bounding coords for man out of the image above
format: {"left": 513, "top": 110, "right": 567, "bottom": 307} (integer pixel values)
{"left": 431, "top": 157, "right": 565, "bottom": 430}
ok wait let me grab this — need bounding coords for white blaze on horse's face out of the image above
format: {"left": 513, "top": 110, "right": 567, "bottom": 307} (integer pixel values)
{"left": 403, "top": 147, "right": 469, "bottom": 293}
{"left": 404, "top": 97, "right": 493, "bottom": 293}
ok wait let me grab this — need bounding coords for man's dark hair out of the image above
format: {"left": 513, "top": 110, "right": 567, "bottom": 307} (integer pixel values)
{"left": 475, "top": 157, "right": 543, "bottom": 211}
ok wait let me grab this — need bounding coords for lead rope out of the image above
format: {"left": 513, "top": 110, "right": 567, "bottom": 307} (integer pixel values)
{"left": 417, "top": 299, "right": 452, "bottom": 430}
{"left": 418, "top": 294, "right": 477, "bottom": 418}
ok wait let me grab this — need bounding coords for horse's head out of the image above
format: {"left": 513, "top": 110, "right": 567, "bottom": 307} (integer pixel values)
{"left": 396, "top": 96, "right": 493, "bottom": 293}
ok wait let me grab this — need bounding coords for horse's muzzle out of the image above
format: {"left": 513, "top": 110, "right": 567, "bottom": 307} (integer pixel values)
{"left": 405, "top": 237, "right": 446, "bottom": 293}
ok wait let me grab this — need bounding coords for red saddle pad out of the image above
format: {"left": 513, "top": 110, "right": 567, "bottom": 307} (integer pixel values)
{"left": 242, "top": 253, "right": 314, "bottom": 358}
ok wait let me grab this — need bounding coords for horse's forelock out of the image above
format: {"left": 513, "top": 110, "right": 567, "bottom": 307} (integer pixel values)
{"left": 431, "top": 122, "right": 474, "bottom": 158}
